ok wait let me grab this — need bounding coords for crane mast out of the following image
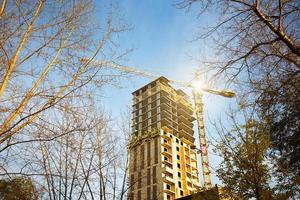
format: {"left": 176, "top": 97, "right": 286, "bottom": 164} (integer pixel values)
{"left": 86, "top": 59, "right": 235, "bottom": 190}
{"left": 192, "top": 89, "right": 212, "bottom": 189}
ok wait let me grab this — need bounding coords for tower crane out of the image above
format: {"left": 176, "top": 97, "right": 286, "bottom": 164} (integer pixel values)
{"left": 83, "top": 59, "right": 235, "bottom": 190}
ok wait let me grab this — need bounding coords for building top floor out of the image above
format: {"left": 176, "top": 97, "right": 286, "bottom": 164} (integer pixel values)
{"left": 132, "top": 76, "right": 192, "bottom": 108}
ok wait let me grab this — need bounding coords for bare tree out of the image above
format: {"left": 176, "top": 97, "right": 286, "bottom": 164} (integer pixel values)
{"left": 0, "top": 1, "right": 133, "bottom": 199}
{"left": 0, "top": 0, "right": 127, "bottom": 146}
{"left": 0, "top": 102, "right": 131, "bottom": 199}
{"left": 178, "top": 0, "right": 300, "bottom": 181}
{"left": 118, "top": 108, "right": 132, "bottom": 200}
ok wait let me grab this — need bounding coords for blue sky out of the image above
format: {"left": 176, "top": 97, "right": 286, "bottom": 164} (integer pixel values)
{"left": 98, "top": 0, "right": 236, "bottom": 186}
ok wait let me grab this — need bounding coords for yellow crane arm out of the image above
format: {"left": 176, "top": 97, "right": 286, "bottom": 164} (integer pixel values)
{"left": 107, "top": 62, "right": 159, "bottom": 79}
{"left": 84, "top": 58, "right": 235, "bottom": 97}
{"left": 202, "top": 87, "right": 235, "bottom": 98}
{"left": 82, "top": 58, "right": 158, "bottom": 79}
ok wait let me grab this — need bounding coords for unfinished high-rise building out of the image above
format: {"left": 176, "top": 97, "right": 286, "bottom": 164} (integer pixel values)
{"left": 128, "top": 77, "right": 201, "bottom": 200}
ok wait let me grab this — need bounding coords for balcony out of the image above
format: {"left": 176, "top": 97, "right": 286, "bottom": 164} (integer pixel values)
{"left": 179, "top": 131, "right": 195, "bottom": 144}
{"left": 162, "top": 126, "right": 174, "bottom": 134}
{"left": 160, "top": 84, "right": 174, "bottom": 96}
{"left": 161, "top": 110, "right": 172, "bottom": 120}
{"left": 185, "top": 158, "right": 191, "bottom": 165}
{"left": 162, "top": 140, "right": 172, "bottom": 149}
{"left": 185, "top": 152, "right": 190, "bottom": 158}
{"left": 160, "top": 95, "right": 171, "bottom": 104}
{"left": 160, "top": 103, "right": 172, "bottom": 115}
{"left": 187, "top": 181, "right": 193, "bottom": 189}
{"left": 132, "top": 96, "right": 142, "bottom": 104}
{"left": 178, "top": 122, "right": 194, "bottom": 135}
{"left": 192, "top": 180, "right": 201, "bottom": 188}
{"left": 162, "top": 160, "right": 173, "bottom": 169}
{"left": 186, "top": 171, "right": 191, "bottom": 179}
{"left": 163, "top": 183, "right": 175, "bottom": 196}
{"left": 164, "top": 188, "right": 175, "bottom": 195}
{"left": 163, "top": 174, "right": 174, "bottom": 185}
{"left": 161, "top": 132, "right": 172, "bottom": 140}
{"left": 192, "top": 173, "right": 198, "bottom": 178}
{"left": 161, "top": 115, "right": 172, "bottom": 126}
{"left": 178, "top": 100, "right": 193, "bottom": 114}
{"left": 163, "top": 164, "right": 174, "bottom": 174}
{"left": 177, "top": 107, "right": 191, "bottom": 119}
{"left": 162, "top": 150, "right": 172, "bottom": 157}
{"left": 191, "top": 165, "right": 198, "bottom": 171}
{"left": 186, "top": 165, "right": 191, "bottom": 173}
{"left": 161, "top": 136, "right": 172, "bottom": 147}
{"left": 150, "top": 86, "right": 159, "bottom": 93}
{"left": 178, "top": 115, "right": 194, "bottom": 125}
{"left": 190, "top": 155, "right": 197, "bottom": 162}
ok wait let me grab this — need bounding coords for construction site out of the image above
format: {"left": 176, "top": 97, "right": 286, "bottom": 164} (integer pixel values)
{"left": 86, "top": 59, "right": 236, "bottom": 200}
{"left": 1, "top": 1, "right": 298, "bottom": 200}
{"left": 123, "top": 75, "right": 235, "bottom": 200}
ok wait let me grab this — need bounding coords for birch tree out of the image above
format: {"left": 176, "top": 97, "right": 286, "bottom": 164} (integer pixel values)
{"left": 0, "top": 104, "right": 131, "bottom": 199}
{"left": 0, "top": 0, "right": 127, "bottom": 146}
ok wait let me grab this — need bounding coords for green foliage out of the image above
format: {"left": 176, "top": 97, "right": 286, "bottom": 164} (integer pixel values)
{"left": 0, "top": 177, "right": 39, "bottom": 200}
{"left": 216, "top": 119, "right": 276, "bottom": 199}
{"left": 258, "top": 74, "right": 300, "bottom": 177}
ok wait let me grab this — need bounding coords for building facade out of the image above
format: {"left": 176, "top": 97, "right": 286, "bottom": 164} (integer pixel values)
{"left": 128, "top": 77, "right": 201, "bottom": 200}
